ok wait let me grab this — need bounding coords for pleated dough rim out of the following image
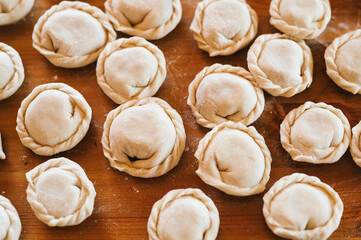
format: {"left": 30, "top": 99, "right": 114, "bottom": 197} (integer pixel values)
{"left": 190, "top": 0, "right": 258, "bottom": 56}
{"left": 104, "top": 0, "right": 182, "bottom": 40}
{"left": 96, "top": 37, "right": 166, "bottom": 104}
{"left": 187, "top": 63, "right": 265, "bottom": 129}
{"left": 101, "top": 97, "right": 186, "bottom": 178}
{"left": 25, "top": 157, "right": 96, "bottom": 227}
{"left": 263, "top": 173, "right": 343, "bottom": 240}
{"left": 195, "top": 121, "right": 272, "bottom": 196}
{"left": 325, "top": 29, "right": 361, "bottom": 94}
{"left": 147, "top": 188, "right": 220, "bottom": 240}
{"left": 269, "top": 0, "right": 331, "bottom": 39}
{"left": 0, "top": 0, "right": 34, "bottom": 26}
{"left": 16, "top": 83, "right": 92, "bottom": 156}
{"left": 280, "top": 101, "right": 351, "bottom": 164}
{"left": 32, "top": 1, "right": 116, "bottom": 68}
{"left": 0, "top": 43, "right": 24, "bottom": 101}
{"left": 351, "top": 121, "right": 361, "bottom": 167}
{"left": 0, "top": 195, "right": 22, "bottom": 240}
{"left": 247, "top": 33, "right": 313, "bottom": 97}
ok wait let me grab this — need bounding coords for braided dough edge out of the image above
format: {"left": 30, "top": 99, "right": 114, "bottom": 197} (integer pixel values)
{"left": 101, "top": 97, "right": 186, "bottom": 178}
{"left": 263, "top": 173, "right": 343, "bottom": 240}
{"left": 96, "top": 37, "right": 166, "bottom": 104}
{"left": 32, "top": 1, "right": 116, "bottom": 68}
{"left": 190, "top": 0, "right": 258, "bottom": 56}
{"left": 280, "top": 101, "right": 351, "bottom": 164}
{"left": 0, "top": 0, "right": 34, "bottom": 25}
{"left": 0, "top": 195, "right": 22, "bottom": 240}
{"left": 0, "top": 43, "right": 24, "bottom": 101}
{"left": 26, "top": 157, "right": 96, "bottom": 227}
{"left": 195, "top": 121, "right": 272, "bottom": 196}
{"left": 247, "top": 33, "right": 313, "bottom": 97}
{"left": 187, "top": 63, "right": 265, "bottom": 129}
{"left": 16, "top": 83, "right": 92, "bottom": 156}
{"left": 325, "top": 29, "right": 361, "bottom": 94}
{"left": 269, "top": 0, "right": 331, "bottom": 39}
{"left": 147, "top": 188, "right": 220, "bottom": 240}
{"left": 104, "top": 0, "right": 182, "bottom": 40}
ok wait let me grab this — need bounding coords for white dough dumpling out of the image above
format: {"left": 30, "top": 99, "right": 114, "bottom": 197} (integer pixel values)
{"left": 148, "top": 188, "right": 220, "bottom": 240}
{"left": 0, "top": 0, "right": 34, "bottom": 25}
{"left": 263, "top": 173, "right": 343, "bottom": 240}
{"left": 0, "top": 195, "right": 22, "bottom": 240}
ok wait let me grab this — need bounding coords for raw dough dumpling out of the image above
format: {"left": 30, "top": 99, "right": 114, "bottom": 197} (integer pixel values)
{"left": 325, "top": 30, "right": 361, "bottom": 94}
{"left": 247, "top": 33, "right": 313, "bottom": 97}
{"left": 190, "top": 0, "right": 258, "bottom": 56}
{"left": 280, "top": 101, "right": 351, "bottom": 164}
{"left": 0, "top": 43, "right": 24, "bottom": 101}
{"left": 187, "top": 64, "right": 264, "bottom": 129}
{"left": 0, "top": 0, "right": 34, "bottom": 25}
{"left": 351, "top": 121, "right": 361, "bottom": 167}
{"left": 148, "top": 188, "right": 219, "bottom": 240}
{"left": 102, "top": 97, "right": 186, "bottom": 178}
{"left": 96, "top": 37, "right": 166, "bottom": 104}
{"left": 26, "top": 157, "right": 96, "bottom": 227}
{"left": 16, "top": 83, "right": 92, "bottom": 156}
{"left": 0, "top": 195, "right": 21, "bottom": 240}
{"left": 195, "top": 121, "right": 272, "bottom": 196}
{"left": 0, "top": 133, "right": 5, "bottom": 160}
{"left": 263, "top": 173, "right": 343, "bottom": 240}
{"left": 33, "top": 1, "right": 116, "bottom": 68}
{"left": 269, "top": 0, "right": 331, "bottom": 39}
{"left": 105, "top": 0, "right": 182, "bottom": 40}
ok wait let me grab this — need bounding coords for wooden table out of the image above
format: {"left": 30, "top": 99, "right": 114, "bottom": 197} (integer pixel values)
{"left": 0, "top": 0, "right": 360, "bottom": 239}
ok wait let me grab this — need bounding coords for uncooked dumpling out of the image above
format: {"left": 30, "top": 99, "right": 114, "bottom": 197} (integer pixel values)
{"left": 0, "top": 195, "right": 21, "bottom": 240}
{"left": 351, "top": 121, "right": 361, "bottom": 167}
{"left": 0, "top": 0, "right": 34, "bottom": 25}
{"left": 32, "top": 1, "right": 116, "bottom": 68}
{"left": 190, "top": 0, "right": 258, "bottom": 56}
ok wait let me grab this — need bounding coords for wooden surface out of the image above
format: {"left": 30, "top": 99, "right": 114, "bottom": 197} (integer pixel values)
{"left": 0, "top": 0, "right": 361, "bottom": 239}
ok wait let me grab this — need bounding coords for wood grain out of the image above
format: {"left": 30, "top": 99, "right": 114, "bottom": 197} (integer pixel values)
{"left": 0, "top": 0, "right": 361, "bottom": 239}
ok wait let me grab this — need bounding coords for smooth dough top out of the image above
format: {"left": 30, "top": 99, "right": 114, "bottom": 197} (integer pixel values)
{"left": 109, "top": 103, "right": 176, "bottom": 169}
{"left": 263, "top": 173, "right": 343, "bottom": 240}
{"left": 0, "top": 51, "right": 14, "bottom": 89}
{"left": 26, "top": 157, "right": 96, "bottom": 227}
{"left": 196, "top": 73, "right": 257, "bottom": 123}
{"left": 190, "top": 0, "right": 258, "bottom": 56}
{"left": 279, "top": 0, "right": 324, "bottom": 28}
{"left": 202, "top": 0, "right": 251, "bottom": 50}
{"left": 195, "top": 122, "right": 272, "bottom": 196}
{"left": 147, "top": 188, "right": 220, "bottom": 240}
{"left": 258, "top": 39, "right": 303, "bottom": 88}
{"left": 280, "top": 102, "right": 351, "bottom": 164}
{"left": 40, "top": 9, "right": 106, "bottom": 57}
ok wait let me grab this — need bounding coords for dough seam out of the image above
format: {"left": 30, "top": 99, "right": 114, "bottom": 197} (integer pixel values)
{"left": 325, "top": 29, "right": 361, "bottom": 94}
{"left": 187, "top": 63, "right": 264, "bottom": 129}
{"left": 190, "top": 0, "right": 258, "bottom": 56}
{"left": 32, "top": 1, "right": 116, "bottom": 68}
{"left": 96, "top": 37, "right": 166, "bottom": 104}
{"left": 247, "top": 33, "right": 313, "bottom": 97}
{"left": 105, "top": 0, "right": 182, "bottom": 40}
{"left": 101, "top": 97, "right": 186, "bottom": 178}
{"left": 280, "top": 101, "right": 351, "bottom": 163}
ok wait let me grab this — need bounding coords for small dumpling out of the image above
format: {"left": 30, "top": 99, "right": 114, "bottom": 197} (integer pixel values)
{"left": 147, "top": 188, "right": 219, "bottom": 240}
{"left": 0, "top": 195, "right": 21, "bottom": 240}
{"left": 269, "top": 0, "right": 331, "bottom": 39}
{"left": 263, "top": 173, "right": 343, "bottom": 240}
{"left": 351, "top": 121, "right": 361, "bottom": 167}
{"left": 325, "top": 29, "right": 361, "bottom": 94}
{"left": 32, "top": 1, "right": 116, "bottom": 68}
{"left": 190, "top": 0, "right": 258, "bottom": 56}
{"left": 187, "top": 64, "right": 264, "bottom": 129}
{"left": 0, "top": 43, "right": 24, "bottom": 101}
{"left": 195, "top": 121, "right": 272, "bottom": 196}
{"left": 26, "top": 157, "right": 96, "bottom": 227}
{"left": 0, "top": 0, "right": 34, "bottom": 25}
{"left": 16, "top": 83, "right": 92, "bottom": 156}
{"left": 96, "top": 37, "right": 166, "bottom": 104}
{"left": 247, "top": 33, "right": 313, "bottom": 97}
{"left": 105, "top": 0, "right": 182, "bottom": 40}
{"left": 280, "top": 101, "right": 351, "bottom": 164}
{"left": 102, "top": 97, "right": 186, "bottom": 178}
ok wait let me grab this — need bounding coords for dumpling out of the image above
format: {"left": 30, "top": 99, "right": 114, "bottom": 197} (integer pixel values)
{"left": 0, "top": 0, "right": 34, "bottom": 25}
